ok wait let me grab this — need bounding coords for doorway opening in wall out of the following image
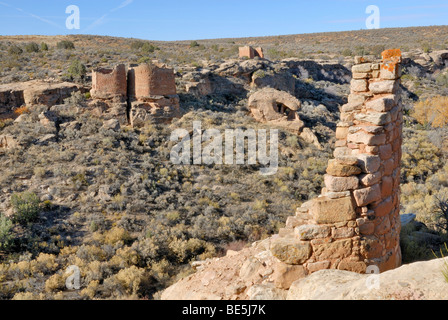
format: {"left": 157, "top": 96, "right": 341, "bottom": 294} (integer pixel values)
{"left": 276, "top": 103, "right": 296, "bottom": 121}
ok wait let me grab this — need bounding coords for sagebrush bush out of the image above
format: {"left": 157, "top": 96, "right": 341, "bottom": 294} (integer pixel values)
{"left": 412, "top": 96, "right": 448, "bottom": 128}
{"left": 0, "top": 215, "right": 13, "bottom": 251}
{"left": 10, "top": 192, "right": 41, "bottom": 225}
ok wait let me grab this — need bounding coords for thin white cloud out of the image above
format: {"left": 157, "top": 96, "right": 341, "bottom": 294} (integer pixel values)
{"left": 0, "top": 1, "right": 63, "bottom": 30}
{"left": 84, "top": 13, "right": 109, "bottom": 31}
{"left": 86, "top": 0, "right": 134, "bottom": 31}
{"left": 111, "top": 0, "right": 134, "bottom": 12}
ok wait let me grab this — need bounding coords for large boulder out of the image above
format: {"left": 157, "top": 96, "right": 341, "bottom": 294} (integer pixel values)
{"left": 287, "top": 258, "right": 448, "bottom": 300}
{"left": 248, "top": 88, "right": 304, "bottom": 134}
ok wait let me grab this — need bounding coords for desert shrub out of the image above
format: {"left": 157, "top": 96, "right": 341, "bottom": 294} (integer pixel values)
{"left": 14, "top": 106, "right": 30, "bottom": 116}
{"left": 0, "top": 215, "right": 14, "bottom": 251}
{"left": 400, "top": 223, "right": 434, "bottom": 263}
{"left": 190, "top": 41, "right": 199, "bottom": 48}
{"left": 436, "top": 73, "right": 448, "bottom": 87}
{"left": 8, "top": 45, "right": 23, "bottom": 55}
{"left": 45, "top": 273, "right": 66, "bottom": 292}
{"left": 433, "top": 196, "right": 448, "bottom": 233}
{"left": 57, "top": 40, "right": 75, "bottom": 50}
{"left": 401, "top": 131, "right": 442, "bottom": 183}
{"left": 41, "top": 42, "right": 49, "bottom": 51}
{"left": 10, "top": 192, "right": 41, "bottom": 225}
{"left": 103, "top": 266, "right": 146, "bottom": 297}
{"left": 66, "top": 59, "right": 87, "bottom": 81}
{"left": 412, "top": 96, "right": 448, "bottom": 128}
{"left": 24, "top": 42, "right": 40, "bottom": 53}
{"left": 341, "top": 48, "right": 353, "bottom": 57}
{"left": 141, "top": 43, "right": 157, "bottom": 54}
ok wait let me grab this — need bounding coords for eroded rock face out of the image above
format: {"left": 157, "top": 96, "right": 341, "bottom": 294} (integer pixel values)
{"left": 0, "top": 80, "right": 83, "bottom": 112}
{"left": 248, "top": 88, "right": 304, "bottom": 133}
{"left": 286, "top": 258, "right": 448, "bottom": 300}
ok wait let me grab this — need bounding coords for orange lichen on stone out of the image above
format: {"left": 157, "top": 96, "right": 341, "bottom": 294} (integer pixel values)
{"left": 381, "top": 49, "right": 402, "bottom": 72}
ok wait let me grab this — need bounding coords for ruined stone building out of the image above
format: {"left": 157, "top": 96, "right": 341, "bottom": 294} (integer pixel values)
{"left": 271, "top": 49, "right": 403, "bottom": 274}
{"left": 90, "top": 63, "right": 181, "bottom": 127}
{"left": 239, "top": 46, "right": 264, "bottom": 59}
{"left": 90, "top": 64, "right": 128, "bottom": 100}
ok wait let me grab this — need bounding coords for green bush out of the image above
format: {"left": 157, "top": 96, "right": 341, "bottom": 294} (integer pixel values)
{"left": 57, "top": 40, "right": 75, "bottom": 50}
{"left": 190, "top": 41, "right": 199, "bottom": 48}
{"left": 0, "top": 215, "right": 13, "bottom": 251}
{"left": 11, "top": 192, "right": 41, "bottom": 225}
{"left": 24, "top": 42, "right": 40, "bottom": 53}
{"left": 67, "top": 59, "right": 87, "bottom": 81}
{"left": 8, "top": 45, "right": 23, "bottom": 55}
{"left": 41, "top": 42, "right": 49, "bottom": 51}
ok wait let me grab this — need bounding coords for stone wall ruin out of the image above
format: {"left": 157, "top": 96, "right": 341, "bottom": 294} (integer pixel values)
{"left": 239, "top": 46, "right": 264, "bottom": 59}
{"left": 271, "top": 49, "right": 403, "bottom": 275}
{"left": 89, "top": 63, "right": 181, "bottom": 127}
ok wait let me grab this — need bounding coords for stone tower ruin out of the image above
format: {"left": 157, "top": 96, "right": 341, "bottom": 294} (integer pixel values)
{"left": 271, "top": 49, "right": 403, "bottom": 274}
{"left": 90, "top": 63, "right": 181, "bottom": 127}
{"left": 91, "top": 64, "right": 127, "bottom": 100}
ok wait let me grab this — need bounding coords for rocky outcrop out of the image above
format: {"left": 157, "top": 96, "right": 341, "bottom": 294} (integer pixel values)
{"left": 0, "top": 80, "right": 82, "bottom": 113}
{"left": 287, "top": 257, "right": 448, "bottom": 300}
{"left": 248, "top": 88, "right": 322, "bottom": 148}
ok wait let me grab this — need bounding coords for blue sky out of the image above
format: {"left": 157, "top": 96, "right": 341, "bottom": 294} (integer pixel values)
{"left": 0, "top": 0, "right": 447, "bottom": 41}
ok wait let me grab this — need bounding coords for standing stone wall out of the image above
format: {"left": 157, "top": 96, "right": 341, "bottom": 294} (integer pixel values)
{"left": 239, "top": 46, "right": 264, "bottom": 59}
{"left": 128, "top": 64, "right": 177, "bottom": 99}
{"left": 127, "top": 63, "right": 181, "bottom": 127}
{"left": 271, "top": 49, "right": 403, "bottom": 275}
{"left": 90, "top": 64, "right": 127, "bottom": 100}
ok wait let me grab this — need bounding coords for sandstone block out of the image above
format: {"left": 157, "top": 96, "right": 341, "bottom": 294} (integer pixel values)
{"left": 357, "top": 154, "right": 381, "bottom": 173}
{"left": 360, "top": 235, "right": 383, "bottom": 259}
{"left": 355, "top": 112, "right": 391, "bottom": 126}
{"left": 375, "top": 216, "right": 391, "bottom": 235}
{"left": 332, "top": 227, "right": 355, "bottom": 239}
{"left": 373, "top": 196, "right": 394, "bottom": 218}
{"left": 306, "top": 261, "right": 331, "bottom": 274}
{"left": 338, "top": 259, "right": 367, "bottom": 273}
{"left": 352, "top": 63, "right": 373, "bottom": 73}
{"left": 347, "top": 131, "right": 386, "bottom": 146}
{"left": 379, "top": 144, "right": 393, "bottom": 160}
{"left": 365, "top": 95, "right": 397, "bottom": 112}
{"left": 381, "top": 176, "right": 393, "bottom": 197}
{"left": 336, "top": 127, "right": 349, "bottom": 140}
{"left": 353, "top": 184, "right": 381, "bottom": 207}
{"left": 351, "top": 79, "right": 368, "bottom": 92}
{"left": 270, "top": 238, "right": 311, "bottom": 265}
{"left": 271, "top": 262, "right": 306, "bottom": 290}
{"left": 369, "top": 80, "right": 399, "bottom": 94}
{"left": 348, "top": 93, "right": 367, "bottom": 107}
{"left": 324, "top": 175, "right": 359, "bottom": 192}
{"left": 312, "top": 239, "right": 352, "bottom": 260}
{"left": 295, "top": 224, "right": 331, "bottom": 241}
{"left": 309, "top": 196, "right": 357, "bottom": 224}
{"left": 326, "top": 160, "right": 362, "bottom": 177}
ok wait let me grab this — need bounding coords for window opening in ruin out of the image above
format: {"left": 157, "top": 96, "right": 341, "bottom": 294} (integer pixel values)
{"left": 276, "top": 103, "right": 296, "bottom": 121}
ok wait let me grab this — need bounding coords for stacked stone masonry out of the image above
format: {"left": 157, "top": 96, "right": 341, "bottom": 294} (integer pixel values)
{"left": 272, "top": 49, "right": 403, "bottom": 275}
{"left": 90, "top": 63, "right": 181, "bottom": 127}
{"left": 239, "top": 46, "right": 264, "bottom": 59}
